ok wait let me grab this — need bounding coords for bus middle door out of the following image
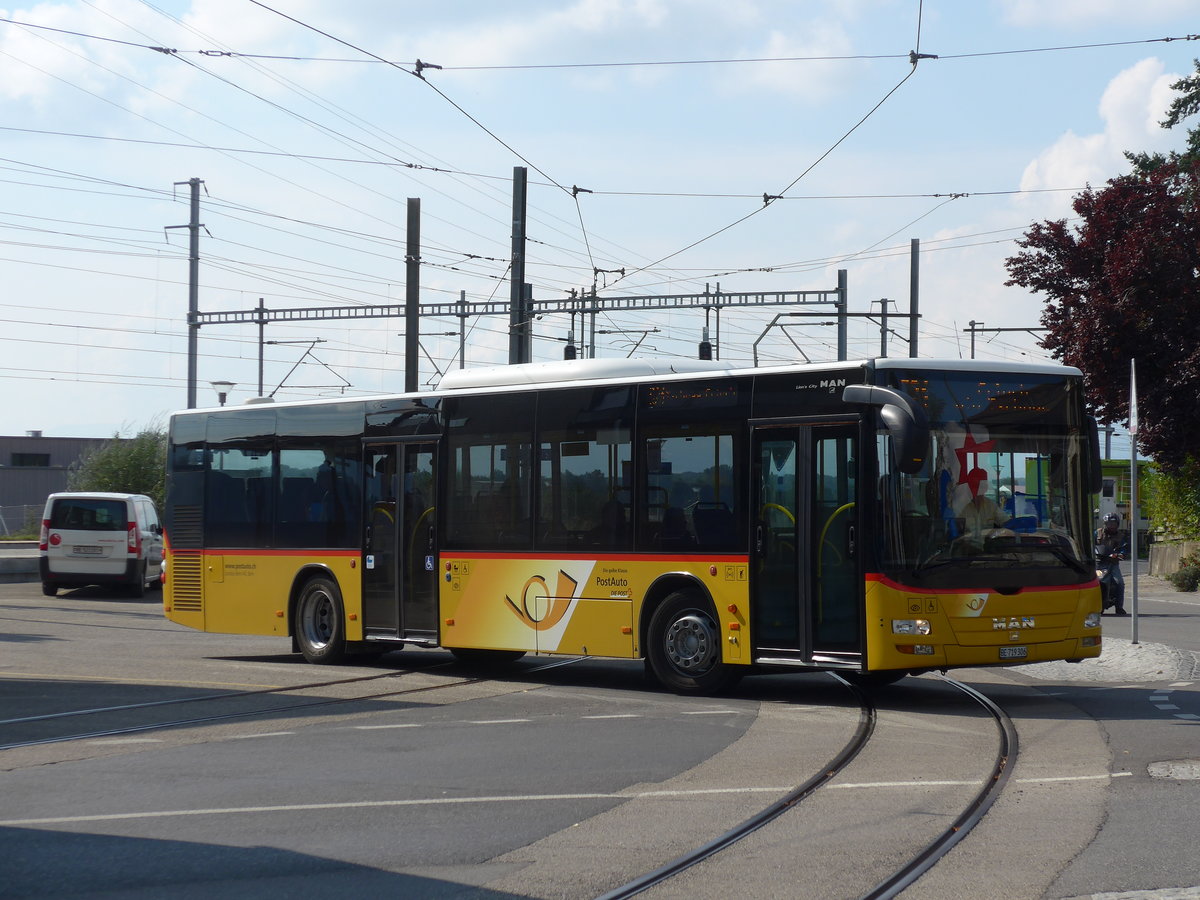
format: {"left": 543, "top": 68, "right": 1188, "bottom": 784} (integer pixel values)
{"left": 363, "top": 441, "right": 438, "bottom": 640}
{"left": 752, "top": 422, "right": 860, "bottom": 664}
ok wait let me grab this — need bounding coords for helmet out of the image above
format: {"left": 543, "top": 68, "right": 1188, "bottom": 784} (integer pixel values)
{"left": 1104, "top": 513, "right": 1120, "bottom": 524}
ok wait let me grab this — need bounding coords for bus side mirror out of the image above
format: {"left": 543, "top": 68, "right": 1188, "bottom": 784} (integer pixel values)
{"left": 842, "top": 384, "right": 929, "bottom": 475}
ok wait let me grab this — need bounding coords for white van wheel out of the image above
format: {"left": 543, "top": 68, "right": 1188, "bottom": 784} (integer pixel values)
{"left": 129, "top": 562, "right": 146, "bottom": 598}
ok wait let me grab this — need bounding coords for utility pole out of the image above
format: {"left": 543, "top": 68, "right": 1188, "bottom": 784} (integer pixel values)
{"left": 909, "top": 238, "right": 919, "bottom": 357}
{"left": 876, "top": 298, "right": 890, "bottom": 358}
{"left": 964, "top": 321, "right": 1048, "bottom": 360}
{"left": 457, "top": 290, "right": 467, "bottom": 369}
{"left": 168, "top": 178, "right": 203, "bottom": 408}
{"left": 405, "top": 198, "right": 421, "bottom": 393}
{"left": 836, "top": 269, "right": 848, "bottom": 361}
{"left": 256, "top": 298, "right": 266, "bottom": 396}
{"left": 509, "top": 166, "right": 530, "bottom": 364}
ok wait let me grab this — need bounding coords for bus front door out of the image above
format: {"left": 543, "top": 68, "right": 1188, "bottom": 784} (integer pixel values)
{"left": 752, "top": 423, "right": 860, "bottom": 663}
{"left": 363, "top": 442, "right": 438, "bottom": 640}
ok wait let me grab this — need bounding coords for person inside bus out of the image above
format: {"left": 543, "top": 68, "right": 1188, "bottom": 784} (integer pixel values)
{"left": 589, "top": 497, "right": 627, "bottom": 546}
{"left": 956, "top": 489, "right": 1012, "bottom": 548}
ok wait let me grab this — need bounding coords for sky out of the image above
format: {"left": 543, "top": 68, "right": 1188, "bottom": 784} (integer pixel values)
{"left": 1, "top": 0, "right": 1195, "bottom": 447}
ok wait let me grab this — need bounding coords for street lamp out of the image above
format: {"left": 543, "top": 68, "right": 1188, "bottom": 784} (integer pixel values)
{"left": 210, "top": 380, "right": 236, "bottom": 407}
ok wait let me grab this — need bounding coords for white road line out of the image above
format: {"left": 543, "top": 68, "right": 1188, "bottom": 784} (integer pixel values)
{"left": 353, "top": 723, "right": 423, "bottom": 730}
{"left": 467, "top": 718, "right": 530, "bottom": 724}
{"left": 582, "top": 714, "right": 640, "bottom": 720}
{"left": 86, "top": 738, "right": 164, "bottom": 745}
{"left": 0, "top": 773, "right": 1131, "bottom": 827}
{"left": 681, "top": 710, "right": 738, "bottom": 716}
{"left": 229, "top": 732, "right": 295, "bottom": 739}
{"left": 1144, "top": 686, "right": 1198, "bottom": 723}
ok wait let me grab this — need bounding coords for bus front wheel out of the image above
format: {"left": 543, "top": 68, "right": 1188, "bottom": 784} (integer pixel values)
{"left": 294, "top": 575, "right": 347, "bottom": 664}
{"left": 646, "top": 591, "right": 740, "bottom": 695}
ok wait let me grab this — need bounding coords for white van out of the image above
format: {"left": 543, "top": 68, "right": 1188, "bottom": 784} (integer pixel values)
{"left": 39, "top": 492, "right": 164, "bottom": 597}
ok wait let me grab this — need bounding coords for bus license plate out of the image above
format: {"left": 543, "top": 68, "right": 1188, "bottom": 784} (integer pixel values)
{"left": 999, "top": 646, "right": 1028, "bottom": 660}
{"left": 72, "top": 546, "right": 103, "bottom": 556}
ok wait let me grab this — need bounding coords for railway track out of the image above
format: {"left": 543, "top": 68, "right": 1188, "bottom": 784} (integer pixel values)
{"left": 599, "top": 674, "right": 1018, "bottom": 900}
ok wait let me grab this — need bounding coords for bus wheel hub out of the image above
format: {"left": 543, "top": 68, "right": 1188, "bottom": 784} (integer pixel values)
{"left": 665, "top": 614, "right": 716, "bottom": 672}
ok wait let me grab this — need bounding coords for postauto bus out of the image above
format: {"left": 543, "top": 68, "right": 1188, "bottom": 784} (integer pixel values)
{"left": 163, "top": 356, "right": 1102, "bottom": 694}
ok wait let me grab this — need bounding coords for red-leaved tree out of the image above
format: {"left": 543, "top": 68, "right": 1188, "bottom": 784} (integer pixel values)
{"left": 1004, "top": 160, "right": 1200, "bottom": 471}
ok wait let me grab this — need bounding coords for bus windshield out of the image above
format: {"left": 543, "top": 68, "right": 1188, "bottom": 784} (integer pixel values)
{"left": 877, "top": 369, "right": 1093, "bottom": 590}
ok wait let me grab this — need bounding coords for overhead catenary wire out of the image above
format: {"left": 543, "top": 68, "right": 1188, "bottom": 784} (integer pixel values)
{"left": 0, "top": 3, "right": 1172, "bottom": 405}
{"left": 4, "top": 13, "right": 1192, "bottom": 68}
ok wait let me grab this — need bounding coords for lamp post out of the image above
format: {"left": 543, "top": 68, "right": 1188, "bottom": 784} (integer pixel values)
{"left": 210, "top": 380, "right": 236, "bottom": 407}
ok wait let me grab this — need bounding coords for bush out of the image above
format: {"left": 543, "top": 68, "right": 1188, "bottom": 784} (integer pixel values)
{"left": 1167, "top": 567, "right": 1200, "bottom": 591}
{"left": 1166, "top": 550, "right": 1200, "bottom": 592}
{"left": 67, "top": 425, "right": 166, "bottom": 510}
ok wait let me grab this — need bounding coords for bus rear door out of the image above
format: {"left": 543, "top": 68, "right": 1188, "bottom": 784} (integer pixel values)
{"left": 363, "top": 441, "right": 438, "bottom": 641}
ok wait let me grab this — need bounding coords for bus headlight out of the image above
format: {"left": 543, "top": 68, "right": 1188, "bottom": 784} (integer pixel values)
{"left": 1084, "top": 612, "right": 1101, "bottom": 628}
{"left": 892, "top": 619, "right": 931, "bottom": 635}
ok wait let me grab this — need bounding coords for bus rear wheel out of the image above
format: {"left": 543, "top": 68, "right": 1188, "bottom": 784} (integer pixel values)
{"left": 646, "top": 590, "right": 740, "bottom": 695}
{"left": 294, "top": 575, "right": 346, "bottom": 664}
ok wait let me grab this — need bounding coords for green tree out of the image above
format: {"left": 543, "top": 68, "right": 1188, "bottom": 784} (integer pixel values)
{"left": 1126, "top": 58, "right": 1200, "bottom": 174}
{"left": 68, "top": 426, "right": 167, "bottom": 510}
{"left": 1143, "top": 459, "right": 1200, "bottom": 538}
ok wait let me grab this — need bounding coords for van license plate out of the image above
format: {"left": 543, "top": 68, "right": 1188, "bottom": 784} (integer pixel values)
{"left": 72, "top": 546, "right": 103, "bottom": 556}
{"left": 999, "top": 646, "right": 1027, "bottom": 660}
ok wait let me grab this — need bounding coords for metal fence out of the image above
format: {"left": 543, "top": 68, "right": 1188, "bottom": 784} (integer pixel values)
{"left": 0, "top": 504, "right": 42, "bottom": 537}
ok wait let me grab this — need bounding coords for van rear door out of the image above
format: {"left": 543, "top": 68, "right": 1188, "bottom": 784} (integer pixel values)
{"left": 46, "top": 497, "right": 130, "bottom": 577}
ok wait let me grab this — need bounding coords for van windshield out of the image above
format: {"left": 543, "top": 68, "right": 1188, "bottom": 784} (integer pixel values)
{"left": 50, "top": 499, "right": 128, "bottom": 531}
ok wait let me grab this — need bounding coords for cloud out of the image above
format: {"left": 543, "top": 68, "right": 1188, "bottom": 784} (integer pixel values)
{"left": 1019, "top": 58, "right": 1181, "bottom": 211}
{"left": 734, "top": 24, "right": 856, "bottom": 102}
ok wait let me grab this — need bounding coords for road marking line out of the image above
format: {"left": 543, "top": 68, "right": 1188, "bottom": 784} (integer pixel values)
{"left": 0, "top": 671, "right": 283, "bottom": 690}
{"left": 467, "top": 719, "right": 530, "bottom": 724}
{"left": 230, "top": 732, "right": 294, "bottom": 739}
{"left": 583, "top": 714, "right": 640, "bottom": 720}
{"left": 0, "top": 774, "right": 1131, "bottom": 827}
{"left": 353, "top": 724, "right": 423, "bottom": 729}
{"left": 86, "top": 738, "right": 164, "bottom": 745}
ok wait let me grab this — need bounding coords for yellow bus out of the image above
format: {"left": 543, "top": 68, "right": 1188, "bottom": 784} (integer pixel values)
{"left": 163, "top": 356, "right": 1103, "bottom": 694}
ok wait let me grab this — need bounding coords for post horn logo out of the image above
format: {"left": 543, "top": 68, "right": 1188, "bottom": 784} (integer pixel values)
{"left": 505, "top": 570, "right": 579, "bottom": 631}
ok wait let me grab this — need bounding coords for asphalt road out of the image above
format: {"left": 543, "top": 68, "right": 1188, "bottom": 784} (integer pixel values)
{"left": 0, "top": 574, "right": 1198, "bottom": 899}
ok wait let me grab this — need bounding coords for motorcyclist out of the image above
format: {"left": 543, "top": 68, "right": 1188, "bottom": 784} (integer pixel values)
{"left": 1095, "top": 512, "right": 1128, "bottom": 616}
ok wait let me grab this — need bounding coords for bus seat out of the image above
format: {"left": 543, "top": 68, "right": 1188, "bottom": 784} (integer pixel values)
{"left": 280, "top": 477, "right": 315, "bottom": 522}
{"left": 659, "top": 506, "right": 695, "bottom": 549}
{"left": 692, "top": 503, "right": 735, "bottom": 548}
